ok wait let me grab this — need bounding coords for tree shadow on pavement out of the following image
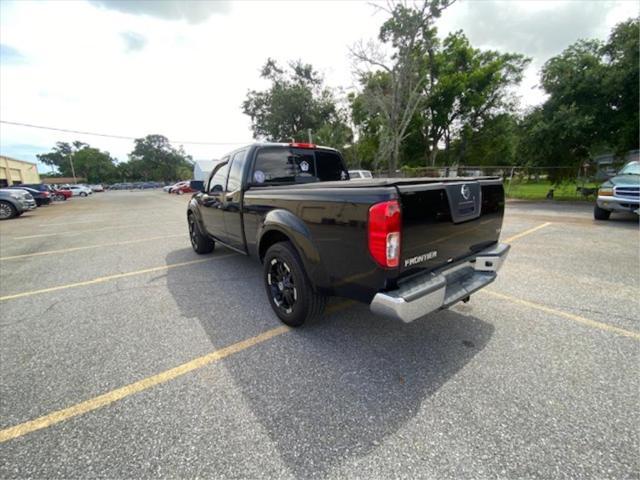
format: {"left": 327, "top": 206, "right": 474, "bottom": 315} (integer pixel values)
{"left": 165, "top": 248, "right": 494, "bottom": 477}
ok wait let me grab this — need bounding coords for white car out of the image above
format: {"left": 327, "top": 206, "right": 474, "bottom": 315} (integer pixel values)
{"left": 89, "top": 184, "right": 104, "bottom": 192}
{"left": 348, "top": 169, "right": 373, "bottom": 179}
{"left": 64, "top": 185, "right": 93, "bottom": 197}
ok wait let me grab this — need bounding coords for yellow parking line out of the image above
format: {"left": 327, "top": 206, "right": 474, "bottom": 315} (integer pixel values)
{"left": 503, "top": 222, "right": 551, "bottom": 243}
{"left": 0, "top": 325, "right": 290, "bottom": 443}
{"left": 483, "top": 290, "right": 640, "bottom": 340}
{"left": 0, "top": 234, "right": 186, "bottom": 261}
{"left": 13, "top": 222, "right": 183, "bottom": 239}
{"left": 0, "top": 255, "right": 234, "bottom": 301}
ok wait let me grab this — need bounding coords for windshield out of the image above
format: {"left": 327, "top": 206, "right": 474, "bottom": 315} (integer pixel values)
{"left": 619, "top": 161, "right": 640, "bottom": 175}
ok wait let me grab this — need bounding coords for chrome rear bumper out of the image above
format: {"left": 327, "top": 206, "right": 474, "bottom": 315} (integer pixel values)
{"left": 370, "top": 243, "right": 510, "bottom": 322}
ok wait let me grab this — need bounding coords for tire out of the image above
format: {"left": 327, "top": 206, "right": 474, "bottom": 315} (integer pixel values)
{"left": 263, "top": 241, "right": 326, "bottom": 327}
{"left": 594, "top": 204, "right": 611, "bottom": 220}
{"left": 0, "top": 201, "right": 17, "bottom": 220}
{"left": 188, "top": 214, "right": 215, "bottom": 254}
{"left": 54, "top": 194, "right": 65, "bottom": 201}
{"left": 80, "top": 192, "right": 87, "bottom": 197}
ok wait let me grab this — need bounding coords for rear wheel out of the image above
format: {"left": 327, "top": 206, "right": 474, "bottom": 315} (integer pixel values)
{"left": 594, "top": 204, "right": 611, "bottom": 220}
{"left": 80, "top": 192, "right": 87, "bottom": 197}
{"left": 0, "top": 201, "right": 17, "bottom": 220}
{"left": 263, "top": 241, "right": 326, "bottom": 327}
{"left": 188, "top": 214, "right": 215, "bottom": 254}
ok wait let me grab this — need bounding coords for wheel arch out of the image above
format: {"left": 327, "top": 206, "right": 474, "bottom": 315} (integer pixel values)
{"left": 257, "top": 210, "right": 330, "bottom": 290}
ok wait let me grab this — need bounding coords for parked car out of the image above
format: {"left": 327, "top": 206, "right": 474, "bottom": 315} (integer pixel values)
{"left": 17, "top": 183, "right": 69, "bottom": 200}
{"left": 187, "top": 142, "right": 509, "bottom": 326}
{"left": 89, "top": 184, "right": 104, "bottom": 192}
{"left": 0, "top": 189, "right": 36, "bottom": 219}
{"left": 23, "top": 184, "right": 71, "bottom": 201}
{"left": 172, "top": 181, "right": 195, "bottom": 195}
{"left": 594, "top": 160, "right": 640, "bottom": 220}
{"left": 163, "top": 184, "right": 174, "bottom": 193}
{"left": 63, "top": 185, "right": 93, "bottom": 197}
{"left": 348, "top": 169, "right": 373, "bottom": 179}
{"left": 51, "top": 187, "right": 73, "bottom": 201}
{"left": 6, "top": 186, "right": 52, "bottom": 206}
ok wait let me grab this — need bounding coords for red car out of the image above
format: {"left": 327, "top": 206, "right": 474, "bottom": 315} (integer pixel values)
{"left": 171, "top": 181, "right": 196, "bottom": 195}
{"left": 51, "top": 188, "right": 72, "bottom": 201}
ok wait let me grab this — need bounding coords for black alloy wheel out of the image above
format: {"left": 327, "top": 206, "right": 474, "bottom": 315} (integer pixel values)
{"left": 263, "top": 242, "right": 326, "bottom": 327}
{"left": 267, "top": 258, "right": 297, "bottom": 315}
{"left": 188, "top": 214, "right": 214, "bottom": 254}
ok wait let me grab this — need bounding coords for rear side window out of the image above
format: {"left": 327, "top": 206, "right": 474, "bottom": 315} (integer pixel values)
{"left": 227, "top": 149, "right": 247, "bottom": 192}
{"left": 209, "top": 162, "right": 229, "bottom": 192}
{"left": 252, "top": 148, "right": 347, "bottom": 185}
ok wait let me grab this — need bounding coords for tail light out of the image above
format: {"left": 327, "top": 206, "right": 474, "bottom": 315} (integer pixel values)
{"left": 42, "top": 191, "right": 50, "bottom": 197}
{"left": 368, "top": 200, "right": 401, "bottom": 268}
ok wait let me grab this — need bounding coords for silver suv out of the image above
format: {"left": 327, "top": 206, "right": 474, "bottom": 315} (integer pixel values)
{"left": 0, "top": 188, "right": 37, "bottom": 220}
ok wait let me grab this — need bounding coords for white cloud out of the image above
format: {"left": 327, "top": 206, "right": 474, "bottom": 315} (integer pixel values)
{"left": 0, "top": 0, "right": 636, "bottom": 169}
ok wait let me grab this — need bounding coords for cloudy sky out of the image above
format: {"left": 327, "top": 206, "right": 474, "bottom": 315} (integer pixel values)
{"left": 0, "top": 0, "right": 637, "bottom": 172}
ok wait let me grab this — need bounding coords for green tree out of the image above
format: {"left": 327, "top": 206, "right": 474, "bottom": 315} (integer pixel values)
{"left": 38, "top": 141, "right": 117, "bottom": 182}
{"left": 351, "top": 0, "right": 453, "bottom": 173}
{"left": 519, "top": 18, "right": 639, "bottom": 168}
{"left": 128, "top": 135, "right": 193, "bottom": 181}
{"left": 422, "top": 32, "right": 529, "bottom": 165}
{"left": 242, "top": 59, "right": 346, "bottom": 143}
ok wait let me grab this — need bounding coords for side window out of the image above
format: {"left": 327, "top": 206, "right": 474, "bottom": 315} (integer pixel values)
{"left": 226, "top": 149, "right": 247, "bottom": 192}
{"left": 208, "top": 162, "right": 229, "bottom": 193}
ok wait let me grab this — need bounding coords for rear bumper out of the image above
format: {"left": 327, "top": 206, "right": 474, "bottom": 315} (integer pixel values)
{"left": 370, "top": 243, "right": 510, "bottom": 322}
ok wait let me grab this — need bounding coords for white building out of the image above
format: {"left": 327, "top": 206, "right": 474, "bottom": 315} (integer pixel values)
{"left": 193, "top": 159, "right": 219, "bottom": 181}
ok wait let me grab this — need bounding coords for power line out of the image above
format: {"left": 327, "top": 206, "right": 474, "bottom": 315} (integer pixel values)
{"left": 0, "top": 120, "right": 250, "bottom": 146}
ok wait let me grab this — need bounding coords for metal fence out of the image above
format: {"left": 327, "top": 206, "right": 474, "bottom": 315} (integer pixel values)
{"left": 373, "top": 163, "right": 627, "bottom": 200}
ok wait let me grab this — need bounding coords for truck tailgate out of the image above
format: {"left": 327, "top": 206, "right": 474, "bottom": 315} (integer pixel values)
{"left": 397, "top": 179, "right": 505, "bottom": 276}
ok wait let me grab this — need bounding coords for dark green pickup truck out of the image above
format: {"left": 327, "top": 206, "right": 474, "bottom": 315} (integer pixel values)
{"left": 594, "top": 160, "right": 640, "bottom": 220}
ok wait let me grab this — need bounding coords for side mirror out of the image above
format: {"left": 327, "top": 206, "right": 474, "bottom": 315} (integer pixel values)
{"left": 190, "top": 180, "right": 204, "bottom": 192}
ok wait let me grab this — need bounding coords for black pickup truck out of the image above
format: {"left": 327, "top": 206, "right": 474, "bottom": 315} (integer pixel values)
{"left": 187, "top": 142, "right": 509, "bottom": 326}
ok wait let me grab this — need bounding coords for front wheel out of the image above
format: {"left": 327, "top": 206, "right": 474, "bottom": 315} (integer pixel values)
{"left": 594, "top": 204, "right": 611, "bottom": 220}
{"left": 263, "top": 242, "right": 326, "bottom": 327}
{"left": 0, "top": 201, "right": 17, "bottom": 220}
{"left": 80, "top": 192, "right": 87, "bottom": 197}
{"left": 188, "top": 214, "right": 215, "bottom": 254}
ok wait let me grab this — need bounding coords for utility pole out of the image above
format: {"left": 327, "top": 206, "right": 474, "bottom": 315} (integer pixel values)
{"left": 308, "top": 129, "right": 313, "bottom": 144}
{"left": 69, "top": 155, "right": 77, "bottom": 183}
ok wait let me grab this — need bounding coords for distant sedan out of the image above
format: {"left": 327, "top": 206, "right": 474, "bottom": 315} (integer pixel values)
{"left": 348, "top": 169, "right": 373, "bottom": 179}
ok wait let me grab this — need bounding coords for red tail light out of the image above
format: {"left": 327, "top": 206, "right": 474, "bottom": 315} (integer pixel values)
{"left": 42, "top": 191, "right": 50, "bottom": 197}
{"left": 368, "top": 200, "right": 401, "bottom": 268}
{"left": 289, "top": 142, "right": 316, "bottom": 149}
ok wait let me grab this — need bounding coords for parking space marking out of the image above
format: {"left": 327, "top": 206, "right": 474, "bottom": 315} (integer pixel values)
{"left": 12, "top": 222, "right": 183, "bottom": 239}
{"left": 0, "top": 234, "right": 185, "bottom": 261}
{"left": 484, "top": 290, "right": 640, "bottom": 340}
{"left": 0, "top": 325, "right": 290, "bottom": 443}
{"left": 0, "top": 255, "right": 234, "bottom": 301}
{"left": 503, "top": 222, "right": 552, "bottom": 243}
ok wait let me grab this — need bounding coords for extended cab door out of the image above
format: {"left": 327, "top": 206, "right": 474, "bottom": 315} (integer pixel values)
{"left": 200, "top": 160, "right": 229, "bottom": 240}
{"left": 221, "top": 149, "right": 248, "bottom": 252}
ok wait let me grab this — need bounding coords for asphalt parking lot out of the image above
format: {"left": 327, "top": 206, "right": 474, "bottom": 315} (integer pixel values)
{"left": 0, "top": 191, "right": 638, "bottom": 479}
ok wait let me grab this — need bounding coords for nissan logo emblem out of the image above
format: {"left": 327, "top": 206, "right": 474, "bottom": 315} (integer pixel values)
{"left": 461, "top": 184, "right": 471, "bottom": 200}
